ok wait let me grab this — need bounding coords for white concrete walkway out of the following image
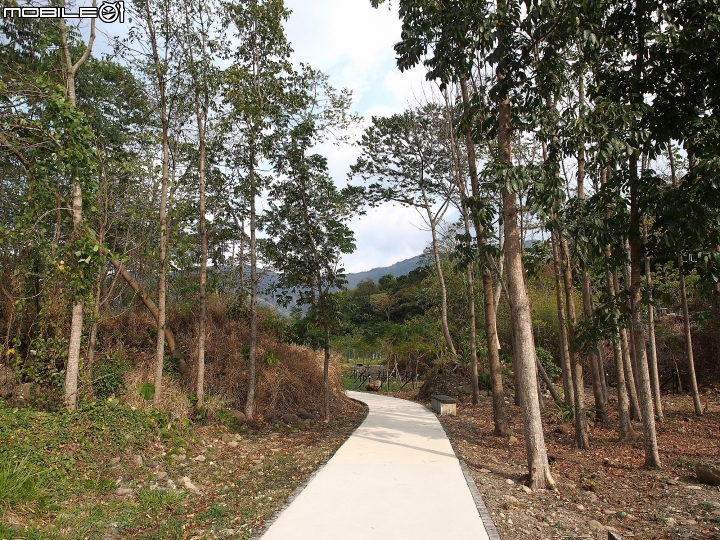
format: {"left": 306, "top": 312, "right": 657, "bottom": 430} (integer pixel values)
{"left": 259, "top": 391, "right": 494, "bottom": 540}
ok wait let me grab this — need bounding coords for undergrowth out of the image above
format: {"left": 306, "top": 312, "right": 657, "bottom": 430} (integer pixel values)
{"left": 0, "top": 401, "right": 160, "bottom": 499}
{"left": 0, "top": 460, "right": 47, "bottom": 518}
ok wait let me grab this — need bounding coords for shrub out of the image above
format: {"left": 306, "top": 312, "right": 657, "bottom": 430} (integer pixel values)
{"left": 536, "top": 346, "right": 561, "bottom": 380}
{"left": 92, "top": 353, "right": 131, "bottom": 399}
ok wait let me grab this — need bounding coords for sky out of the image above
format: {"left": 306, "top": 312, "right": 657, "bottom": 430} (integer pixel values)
{"left": 90, "top": 0, "right": 439, "bottom": 273}
{"left": 282, "top": 0, "right": 439, "bottom": 273}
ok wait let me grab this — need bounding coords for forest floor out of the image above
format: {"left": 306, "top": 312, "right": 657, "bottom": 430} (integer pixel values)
{"left": 0, "top": 398, "right": 367, "bottom": 540}
{"left": 440, "top": 392, "right": 720, "bottom": 540}
{"left": 361, "top": 370, "right": 720, "bottom": 540}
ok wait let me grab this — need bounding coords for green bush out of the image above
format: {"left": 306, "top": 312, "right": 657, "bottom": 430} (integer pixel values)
{"left": 92, "top": 353, "right": 130, "bottom": 399}
{"left": 478, "top": 373, "right": 491, "bottom": 390}
{"left": 217, "top": 408, "right": 243, "bottom": 431}
{"left": 536, "top": 347, "right": 561, "bottom": 380}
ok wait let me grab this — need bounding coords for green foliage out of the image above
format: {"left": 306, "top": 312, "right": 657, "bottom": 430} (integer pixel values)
{"left": 0, "top": 459, "right": 47, "bottom": 516}
{"left": 0, "top": 402, "right": 158, "bottom": 498}
{"left": 477, "top": 373, "right": 491, "bottom": 390}
{"left": 536, "top": 347, "right": 561, "bottom": 380}
{"left": 136, "top": 487, "right": 183, "bottom": 527}
{"left": 92, "top": 353, "right": 131, "bottom": 399}
{"left": 265, "top": 350, "right": 279, "bottom": 366}
{"left": 138, "top": 383, "right": 156, "bottom": 401}
{"left": 545, "top": 402, "right": 576, "bottom": 424}
{"left": 216, "top": 408, "right": 244, "bottom": 432}
{"left": 498, "top": 349, "right": 512, "bottom": 366}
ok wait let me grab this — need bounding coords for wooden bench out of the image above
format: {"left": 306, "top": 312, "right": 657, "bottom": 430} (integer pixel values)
{"left": 431, "top": 394, "right": 457, "bottom": 416}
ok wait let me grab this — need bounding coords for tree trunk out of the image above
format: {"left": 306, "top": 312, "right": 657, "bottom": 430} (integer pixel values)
{"left": 142, "top": 0, "right": 171, "bottom": 405}
{"left": 576, "top": 77, "right": 607, "bottom": 421}
{"left": 467, "top": 263, "right": 480, "bottom": 405}
{"left": 59, "top": 4, "right": 96, "bottom": 411}
{"left": 581, "top": 268, "right": 607, "bottom": 421}
{"left": 613, "top": 265, "right": 642, "bottom": 422}
{"left": 428, "top": 213, "right": 456, "bottom": 356}
{"left": 196, "top": 111, "right": 208, "bottom": 409}
{"left": 456, "top": 77, "right": 508, "bottom": 431}
{"left": 324, "top": 326, "right": 331, "bottom": 421}
{"left": 153, "top": 128, "right": 170, "bottom": 405}
{"left": 622, "top": 260, "right": 643, "bottom": 418}
{"left": 713, "top": 281, "right": 720, "bottom": 366}
{"left": 444, "top": 89, "right": 479, "bottom": 404}
{"left": 537, "top": 353, "right": 563, "bottom": 407}
{"left": 65, "top": 182, "right": 84, "bottom": 410}
{"left": 245, "top": 163, "right": 258, "bottom": 420}
{"left": 483, "top": 267, "right": 510, "bottom": 435}
{"left": 644, "top": 218, "right": 663, "bottom": 420}
{"left": 551, "top": 231, "right": 574, "bottom": 406}
{"left": 499, "top": 87, "right": 554, "bottom": 488}
{"left": 605, "top": 254, "right": 635, "bottom": 441}
{"left": 561, "top": 236, "right": 589, "bottom": 449}
{"left": 678, "top": 255, "right": 702, "bottom": 416}
{"left": 669, "top": 150, "right": 702, "bottom": 416}
{"left": 629, "top": 165, "right": 661, "bottom": 468}
{"left": 619, "top": 326, "right": 641, "bottom": 421}
{"left": 108, "top": 258, "right": 184, "bottom": 367}
{"left": 86, "top": 265, "right": 106, "bottom": 383}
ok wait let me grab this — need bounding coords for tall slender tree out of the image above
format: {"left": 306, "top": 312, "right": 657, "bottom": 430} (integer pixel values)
{"left": 58, "top": 0, "right": 97, "bottom": 410}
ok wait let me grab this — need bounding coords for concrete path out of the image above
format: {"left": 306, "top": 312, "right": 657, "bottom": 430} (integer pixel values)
{"left": 259, "top": 391, "right": 496, "bottom": 540}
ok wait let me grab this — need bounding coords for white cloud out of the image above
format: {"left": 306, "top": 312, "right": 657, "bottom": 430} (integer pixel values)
{"left": 286, "top": 0, "right": 438, "bottom": 275}
{"left": 285, "top": 0, "right": 404, "bottom": 102}
{"left": 342, "top": 203, "right": 430, "bottom": 273}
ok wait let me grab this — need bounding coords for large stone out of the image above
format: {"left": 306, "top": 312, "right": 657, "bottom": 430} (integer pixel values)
{"left": 366, "top": 380, "right": 382, "bottom": 391}
{"left": 181, "top": 476, "right": 201, "bottom": 494}
{"left": 115, "top": 487, "right": 133, "bottom": 496}
{"left": 282, "top": 413, "right": 301, "bottom": 425}
{"left": 457, "top": 384, "right": 473, "bottom": 395}
{"left": 13, "top": 396, "right": 27, "bottom": 408}
{"left": 229, "top": 409, "right": 246, "bottom": 423}
{"left": 696, "top": 462, "right": 720, "bottom": 486}
{"left": 297, "top": 408, "right": 314, "bottom": 420}
{"left": 132, "top": 455, "right": 144, "bottom": 467}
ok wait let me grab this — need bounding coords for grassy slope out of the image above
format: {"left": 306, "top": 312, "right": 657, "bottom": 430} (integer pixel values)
{"left": 0, "top": 399, "right": 366, "bottom": 540}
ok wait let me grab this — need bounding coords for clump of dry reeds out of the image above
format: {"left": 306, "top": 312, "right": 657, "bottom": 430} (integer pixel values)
{"left": 184, "top": 300, "right": 345, "bottom": 419}
{"left": 105, "top": 297, "right": 346, "bottom": 421}
{"left": 122, "top": 368, "right": 191, "bottom": 420}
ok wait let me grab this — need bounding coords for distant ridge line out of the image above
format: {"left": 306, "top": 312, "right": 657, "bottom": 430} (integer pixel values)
{"left": 343, "top": 254, "right": 426, "bottom": 289}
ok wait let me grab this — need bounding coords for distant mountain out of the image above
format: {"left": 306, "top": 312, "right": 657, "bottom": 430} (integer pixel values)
{"left": 247, "top": 254, "right": 427, "bottom": 316}
{"left": 343, "top": 255, "right": 427, "bottom": 289}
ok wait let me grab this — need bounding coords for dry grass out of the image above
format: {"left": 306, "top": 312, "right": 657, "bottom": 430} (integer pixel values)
{"left": 122, "top": 368, "right": 192, "bottom": 420}
{"left": 105, "top": 298, "right": 346, "bottom": 421}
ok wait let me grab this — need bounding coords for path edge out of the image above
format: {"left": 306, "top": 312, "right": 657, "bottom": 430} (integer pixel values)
{"left": 249, "top": 394, "right": 369, "bottom": 540}
{"left": 436, "top": 410, "right": 503, "bottom": 540}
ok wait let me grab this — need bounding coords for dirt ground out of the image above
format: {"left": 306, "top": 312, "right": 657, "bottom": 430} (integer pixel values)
{"left": 437, "top": 391, "right": 720, "bottom": 540}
